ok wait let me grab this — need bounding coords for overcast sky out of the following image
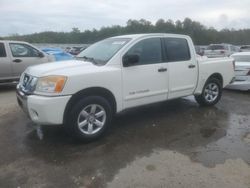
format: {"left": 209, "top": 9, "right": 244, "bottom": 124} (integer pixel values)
{"left": 1, "top": 0, "right": 250, "bottom": 36}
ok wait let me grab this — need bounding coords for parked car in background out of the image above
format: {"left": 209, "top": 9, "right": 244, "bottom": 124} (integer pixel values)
{"left": 65, "top": 47, "right": 72, "bottom": 53}
{"left": 195, "top": 45, "right": 206, "bottom": 56}
{"left": 41, "top": 48, "right": 74, "bottom": 61}
{"left": 204, "top": 44, "right": 239, "bottom": 58}
{"left": 0, "top": 40, "right": 53, "bottom": 83}
{"left": 226, "top": 52, "right": 250, "bottom": 91}
{"left": 16, "top": 33, "right": 234, "bottom": 141}
{"left": 240, "top": 45, "right": 250, "bottom": 52}
{"left": 69, "top": 46, "right": 88, "bottom": 55}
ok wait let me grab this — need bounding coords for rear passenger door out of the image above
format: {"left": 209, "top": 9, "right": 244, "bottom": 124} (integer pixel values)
{"left": 0, "top": 42, "right": 12, "bottom": 80}
{"left": 163, "top": 37, "right": 198, "bottom": 99}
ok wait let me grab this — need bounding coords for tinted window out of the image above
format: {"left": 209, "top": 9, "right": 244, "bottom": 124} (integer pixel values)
{"left": 164, "top": 38, "right": 190, "bottom": 62}
{"left": 240, "top": 46, "right": 250, "bottom": 50}
{"left": 0, "top": 43, "right": 6, "bottom": 57}
{"left": 125, "top": 38, "right": 162, "bottom": 65}
{"left": 10, "top": 43, "right": 40, "bottom": 57}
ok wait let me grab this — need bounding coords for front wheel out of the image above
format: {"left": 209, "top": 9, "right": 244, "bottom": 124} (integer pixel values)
{"left": 195, "top": 78, "right": 222, "bottom": 106}
{"left": 65, "top": 96, "right": 112, "bottom": 141}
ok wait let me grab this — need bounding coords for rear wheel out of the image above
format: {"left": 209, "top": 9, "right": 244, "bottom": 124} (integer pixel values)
{"left": 66, "top": 96, "right": 112, "bottom": 141}
{"left": 195, "top": 78, "right": 222, "bottom": 106}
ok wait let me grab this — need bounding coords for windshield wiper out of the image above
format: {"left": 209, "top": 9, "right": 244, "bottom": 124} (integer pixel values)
{"left": 77, "top": 56, "right": 104, "bottom": 66}
{"left": 81, "top": 56, "right": 97, "bottom": 64}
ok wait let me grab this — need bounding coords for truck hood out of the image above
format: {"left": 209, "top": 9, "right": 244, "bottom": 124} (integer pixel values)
{"left": 25, "top": 60, "right": 98, "bottom": 77}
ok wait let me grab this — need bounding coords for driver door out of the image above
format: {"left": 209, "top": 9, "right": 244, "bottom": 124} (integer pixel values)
{"left": 122, "top": 37, "right": 169, "bottom": 109}
{"left": 8, "top": 43, "right": 48, "bottom": 77}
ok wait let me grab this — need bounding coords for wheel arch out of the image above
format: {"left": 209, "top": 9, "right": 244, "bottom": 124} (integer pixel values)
{"left": 194, "top": 72, "right": 224, "bottom": 95}
{"left": 63, "top": 87, "right": 117, "bottom": 124}
{"left": 207, "top": 73, "right": 223, "bottom": 86}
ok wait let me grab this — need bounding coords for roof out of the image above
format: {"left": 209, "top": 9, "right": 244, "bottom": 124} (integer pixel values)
{"left": 0, "top": 40, "right": 30, "bottom": 44}
{"left": 111, "top": 33, "right": 189, "bottom": 40}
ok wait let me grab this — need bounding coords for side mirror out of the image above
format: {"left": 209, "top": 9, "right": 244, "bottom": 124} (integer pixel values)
{"left": 38, "top": 51, "right": 45, "bottom": 58}
{"left": 123, "top": 54, "right": 139, "bottom": 67}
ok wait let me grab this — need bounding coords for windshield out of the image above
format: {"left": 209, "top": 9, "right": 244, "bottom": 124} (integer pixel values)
{"left": 77, "top": 38, "right": 131, "bottom": 65}
{"left": 232, "top": 55, "right": 250, "bottom": 62}
{"left": 207, "top": 45, "right": 225, "bottom": 50}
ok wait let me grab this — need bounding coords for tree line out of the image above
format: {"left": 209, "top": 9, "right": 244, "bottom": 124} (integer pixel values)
{"left": 3, "top": 18, "right": 250, "bottom": 45}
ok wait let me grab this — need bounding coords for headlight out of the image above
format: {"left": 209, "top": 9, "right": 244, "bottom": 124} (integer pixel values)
{"left": 36, "top": 76, "right": 67, "bottom": 93}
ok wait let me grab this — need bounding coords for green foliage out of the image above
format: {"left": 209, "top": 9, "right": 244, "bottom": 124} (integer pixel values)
{"left": 4, "top": 18, "right": 250, "bottom": 45}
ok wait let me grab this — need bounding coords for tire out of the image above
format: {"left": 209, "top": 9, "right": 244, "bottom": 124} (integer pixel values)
{"left": 195, "top": 78, "right": 222, "bottom": 106}
{"left": 65, "top": 96, "right": 112, "bottom": 141}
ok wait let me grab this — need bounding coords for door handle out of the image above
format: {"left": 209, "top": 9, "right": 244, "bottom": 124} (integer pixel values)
{"left": 13, "top": 59, "right": 22, "bottom": 63}
{"left": 188, "top": 64, "right": 196, "bottom": 68}
{"left": 158, "top": 68, "right": 167, "bottom": 72}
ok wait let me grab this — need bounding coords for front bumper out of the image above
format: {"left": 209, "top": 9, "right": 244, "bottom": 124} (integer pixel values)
{"left": 17, "top": 86, "right": 71, "bottom": 125}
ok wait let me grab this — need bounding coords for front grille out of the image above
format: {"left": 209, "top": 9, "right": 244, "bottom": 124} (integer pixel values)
{"left": 20, "top": 73, "right": 37, "bottom": 94}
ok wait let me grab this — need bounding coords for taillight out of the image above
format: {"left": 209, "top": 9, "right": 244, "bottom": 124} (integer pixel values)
{"left": 232, "top": 60, "right": 235, "bottom": 70}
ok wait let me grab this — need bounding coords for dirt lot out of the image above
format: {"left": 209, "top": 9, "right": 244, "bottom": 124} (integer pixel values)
{"left": 0, "top": 85, "right": 249, "bottom": 188}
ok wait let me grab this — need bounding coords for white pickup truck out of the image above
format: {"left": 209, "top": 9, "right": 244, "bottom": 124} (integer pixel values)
{"left": 16, "top": 33, "right": 235, "bottom": 141}
{"left": 0, "top": 40, "right": 52, "bottom": 83}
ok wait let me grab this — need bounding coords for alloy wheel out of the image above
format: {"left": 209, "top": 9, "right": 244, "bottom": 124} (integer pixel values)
{"left": 77, "top": 104, "right": 106, "bottom": 135}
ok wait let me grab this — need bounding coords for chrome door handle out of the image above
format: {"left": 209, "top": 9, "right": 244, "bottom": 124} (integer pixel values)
{"left": 13, "top": 59, "right": 22, "bottom": 63}
{"left": 158, "top": 68, "right": 167, "bottom": 72}
{"left": 188, "top": 64, "right": 196, "bottom": 68}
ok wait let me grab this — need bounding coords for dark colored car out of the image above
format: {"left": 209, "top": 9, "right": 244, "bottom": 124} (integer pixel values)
{"left": 69, "top": 47, "right": 88, "bottom": 55}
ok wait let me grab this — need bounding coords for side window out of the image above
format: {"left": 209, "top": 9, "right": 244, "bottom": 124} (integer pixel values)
{"left": 164, "top": 38, "right": 191, "bottom": 62}
{"left": 125, "top": 38, "right": 162, "bottom": 65}
{"left": 10, "top": 43, "right": 40, "bottom": 57}
{"left": 0, "top": 43, "right": 6, "bottom": 57}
